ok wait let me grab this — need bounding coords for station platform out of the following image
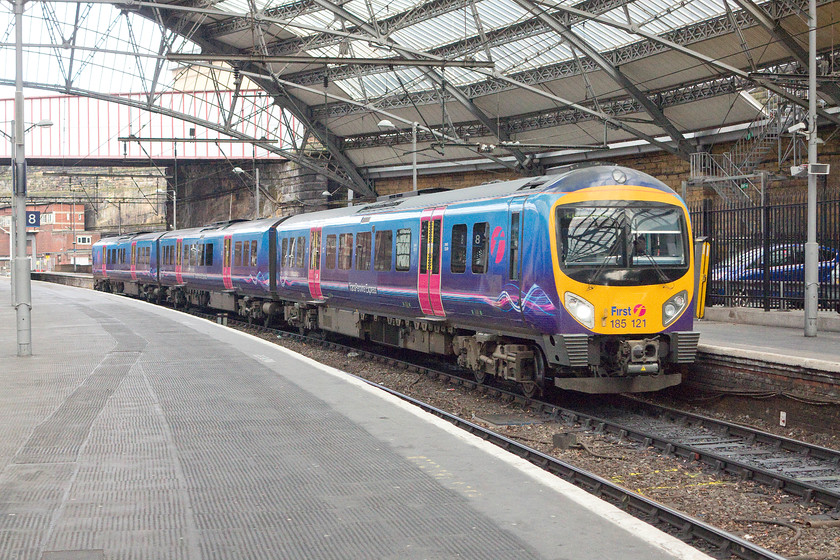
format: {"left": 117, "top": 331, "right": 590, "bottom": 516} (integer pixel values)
{"left": 0, "top": 278, "right": 709, "bottom": 560}
{"left": 696, "top": 310, "right": 840, "bottom": 373}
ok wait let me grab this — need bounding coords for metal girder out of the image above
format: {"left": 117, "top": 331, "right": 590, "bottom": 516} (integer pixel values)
{"left": 299, "top": 0, "right": 533, "bottom": 169}
{"left": 511, "top": 0, "right": 694, "bottom": 159}
{"left": 731, "top": 0, "right": 840, "bottom": 105}
{"left": 139, "top": 5, "right": 376, "bottom": 196}
{"left": 416, "top": 67, "right": 528, "bottom": 171}
{"left": 343, "top": 74, "right": 743, "bottom": 150}
{"left": 311, "top": 3, "right": 752, "bottom": 118}
{"left": 283, "top": 0, "right": 634, "bottom": 87}
{"left": 315, "top": 0, "right": 836, "bottom": 125}
{"left": 204, "top": 0, "right": 322, "bottom": 38}
{"left": 265, "top": 0, "right": 634, "bottom": 58}
{"left": 534, "top": 0, "right": 840, "bottom": 126}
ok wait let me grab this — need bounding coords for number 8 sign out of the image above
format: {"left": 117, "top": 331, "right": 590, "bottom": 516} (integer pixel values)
{"left": 25, "top": 211, "right": 40, "bottom": 228}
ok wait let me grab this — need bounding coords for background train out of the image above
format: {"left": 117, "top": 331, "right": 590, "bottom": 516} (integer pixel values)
{"left": 93, "top": 165, "right": 700, "bottom": 396}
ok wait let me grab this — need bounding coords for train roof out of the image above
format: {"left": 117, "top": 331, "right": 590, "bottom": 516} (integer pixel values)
{"left": 277, "top": 165, "right": 673, "bottom": 227}
{"left": 94, "top": 165, "right": 676, "bottom": 245}
{"left": 157, "top": 217, "right": 287, "bottom": 240}
{"left": 93, "top": 230, "right": 167, "bottom": 246}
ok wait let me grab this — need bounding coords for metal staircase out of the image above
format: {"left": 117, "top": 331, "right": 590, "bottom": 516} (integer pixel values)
{"left": 690, "top": 94, "right": 805, "bottom": 204}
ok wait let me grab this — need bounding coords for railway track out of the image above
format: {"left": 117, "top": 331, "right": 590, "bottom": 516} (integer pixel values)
{"left": 192, "top": 310, "right": 812, "bottom": 560}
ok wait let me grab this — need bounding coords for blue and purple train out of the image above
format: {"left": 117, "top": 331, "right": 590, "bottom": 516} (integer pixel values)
{"left": 93, "top": 165, "right": 700, "bottom": 396}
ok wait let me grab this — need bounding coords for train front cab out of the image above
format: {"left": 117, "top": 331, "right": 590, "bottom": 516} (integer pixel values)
{"left": 545, "top": 178, "right": 701, "bottom": 394}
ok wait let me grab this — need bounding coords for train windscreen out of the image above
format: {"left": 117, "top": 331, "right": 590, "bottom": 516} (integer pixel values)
{"left": 557, "top": 202, "right": 689, "bottom": 286}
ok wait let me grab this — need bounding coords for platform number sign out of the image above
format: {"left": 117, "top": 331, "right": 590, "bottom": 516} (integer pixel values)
{"left": 26, "top": 211, "right": 40, "bottom": 228}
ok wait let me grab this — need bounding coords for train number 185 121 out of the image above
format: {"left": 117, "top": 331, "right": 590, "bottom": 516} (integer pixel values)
{"left": 610, "top": 318, "right": 646, "bottom": 329}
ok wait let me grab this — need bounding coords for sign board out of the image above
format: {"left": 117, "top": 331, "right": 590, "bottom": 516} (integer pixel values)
{"left": 808, "top": 163, "right": 830, "bottom": 175}
{"left": 26, "top": 211, "right": 40, "bottom": 228}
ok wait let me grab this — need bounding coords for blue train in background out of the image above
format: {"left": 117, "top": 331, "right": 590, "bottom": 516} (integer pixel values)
{"left": 93, "top": 165, "right": 700, "bottom": 396}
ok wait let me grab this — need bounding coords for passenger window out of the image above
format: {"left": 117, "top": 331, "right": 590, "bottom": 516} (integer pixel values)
{"left": 250, "top": 241, "right": 257, "bottom": 266}
{"left": 280, "top": 239, "right": 288, "bottom": 268}
{"left": 338, "top": 233, "right": 353, "bottom": 270}
{"left": 451, "top": 224, "right": 467, "bottom": 274}
{"left": 235, "top": 241, "right": 243, "bottom": 267}
{"left": 356, "top": 231, "right": 372, "bottom": 270}
{"left": 374, "top": 230, "right": 393, "bottom": 271}
{"left": 510, "top": 213, "right": 520, "bottom": 280}
{"left": 205, "top": 243, "right": 214, "bottom": 267}
{"left": 131, "top": 244, "right": 136, "bottom": 266}
{"left": 472, "top": 222, "right": 489, "bottom": 274}
{"left": 325, "top": 235, "right": 337, "bottom": 270}
{"left": 396, "top": 228, "right": 411, "bottom": 271}
{"left": 296, "top": 236, "right": 305, "bottom": 268}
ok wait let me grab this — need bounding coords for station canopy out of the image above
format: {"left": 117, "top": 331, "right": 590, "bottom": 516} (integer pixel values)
{"left": 1, "top": 0, "right": 838, "bottom": 197}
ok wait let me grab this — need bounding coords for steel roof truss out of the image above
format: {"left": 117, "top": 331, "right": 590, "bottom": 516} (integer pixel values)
{"left": 511, "top": 0, "right": 694, "bottom": 158}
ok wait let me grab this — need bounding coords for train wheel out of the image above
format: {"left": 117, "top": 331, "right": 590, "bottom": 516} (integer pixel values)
{"left": 473, "top": 368, "right": 488, "bottom": 385}
{"left": 521, "top": 381, "right": 539, "bottom": 399}
{"left": 521, "top": 346, "right": 547, "bottom": 399}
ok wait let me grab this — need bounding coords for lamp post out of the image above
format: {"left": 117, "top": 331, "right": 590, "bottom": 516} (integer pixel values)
{"left": 3, "top": 118, "right": 54, "bottom": 308}
{"left": 233, "top": 166, "right": 260, "bottom": 219}
{"left": 377, "top": 119, "right": 417, "bottom": 191}
{"left": 9, "top": 0, "right": 55, "bottom": 356}
{"left": 804, "top": 0, "right": 819, "bottom": 337}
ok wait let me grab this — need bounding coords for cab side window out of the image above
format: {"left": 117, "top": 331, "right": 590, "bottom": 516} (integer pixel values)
{"left": 472, "top": 222, "right": 489, "bottom": 274}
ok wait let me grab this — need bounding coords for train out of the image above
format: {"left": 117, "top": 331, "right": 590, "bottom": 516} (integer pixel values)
{"left": 92, "top": 165, "right": 700, "bottom": 396}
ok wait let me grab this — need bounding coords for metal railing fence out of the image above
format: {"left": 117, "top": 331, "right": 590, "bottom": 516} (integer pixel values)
{"left": 689, "top": 187, "right": 840, "bottom": 311}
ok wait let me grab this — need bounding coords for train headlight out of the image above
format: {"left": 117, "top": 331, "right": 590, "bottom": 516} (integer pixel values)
{"left": 662, "top": 290, "right": 688, "bottom": 327}
{"left": 564, "top": 292, "right": 595, "bottom": 328}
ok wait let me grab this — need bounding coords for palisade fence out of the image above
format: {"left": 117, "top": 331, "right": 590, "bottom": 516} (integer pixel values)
{"left": 688, "top": 186, "right": 840, "bottom": 311}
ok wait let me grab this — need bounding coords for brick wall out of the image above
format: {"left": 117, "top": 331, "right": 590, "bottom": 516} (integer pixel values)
{"left": 174, "top": 160, "right": 330, "bottom": 227}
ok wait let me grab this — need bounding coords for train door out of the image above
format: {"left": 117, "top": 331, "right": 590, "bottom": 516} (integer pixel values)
{"left": 223, "top": 235, "right": 233, "bottom": 290}
{"left": 418, "top": 207, "right": 446, "bottom": 317}
{"left": 308, "top": 228, "right": 323, "bottom": 300}
{"left": 175, "top": 238, "right": 183, "bottom": 284}
{"left": 507, "top": 198, "right": 525, "bottom": 315}
{"left": 130, "top": 241, "right": 137, "bottom": 280}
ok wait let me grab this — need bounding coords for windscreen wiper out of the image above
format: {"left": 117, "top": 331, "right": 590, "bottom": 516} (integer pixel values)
{"left": 590, "top": 236, "right": 623, "bottom": 284}
{"left": 635, "top": 251, "right": 670, "bottom": 283}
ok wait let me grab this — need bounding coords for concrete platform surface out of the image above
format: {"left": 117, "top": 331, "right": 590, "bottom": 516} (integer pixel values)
{"left": 0, "top": 279, "right": 710, "bottom": 560}
{"left": 696, "top": 316, "right": 840, "bottom": 372}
